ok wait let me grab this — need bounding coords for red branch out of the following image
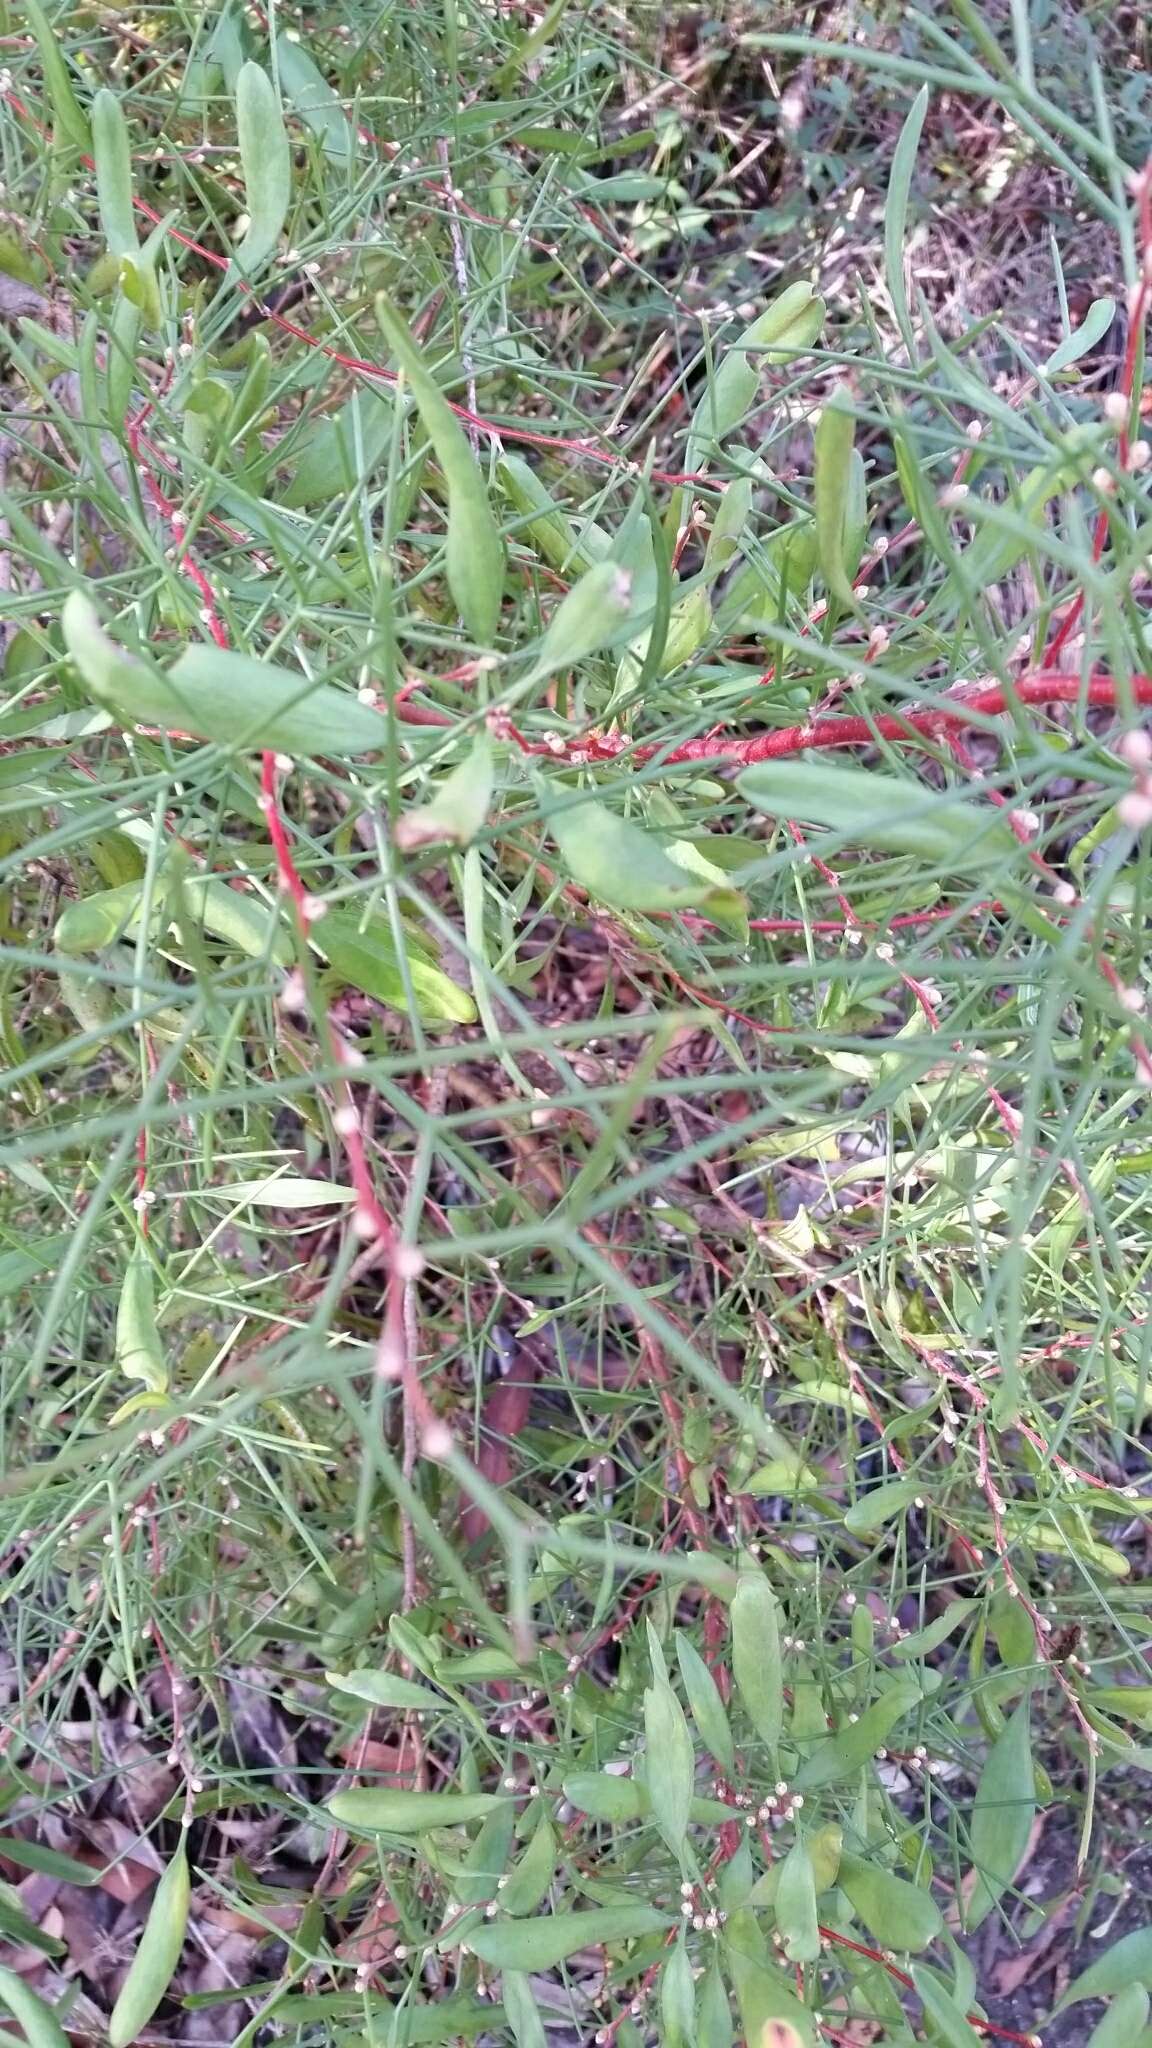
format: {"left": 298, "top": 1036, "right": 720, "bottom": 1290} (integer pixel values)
{"left": 510, "top": 671, "right": 1152, "bottom": 772}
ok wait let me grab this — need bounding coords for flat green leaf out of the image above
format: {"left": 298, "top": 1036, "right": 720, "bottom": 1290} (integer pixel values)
{"left": 467, "top": 1905, "right": 671, "bottom": 1972}
{"left": 525, "top": 558, "right": 635, "bottom": 683}
{"left": 892, "top": 1601, "right": 978, "bottom": 1662}
{"left": 62, "top": 594, "right": 392, "bottom": 756}
{"left": 502, "top": 1971, "right": 547, "bottom": 2048}
{"left": 698, "top": 1958, "right": 734, "bottom": 2048}
{"left": 548, "top": 795, "right": 744, "bottom": 918}
{"left": 885, "top": 86, "right": 929, "bottom": 355}
{"left": 813, "top": 386, "right": 860, "bottom": 612}
{"left": 1088, "top": 1984, "right": 1151, "bottom": 2046}
{"left": 793, "top": 1680, "right": 922, "bottom": 1791}
{"left": 0, "top": 1966, "right": 69, "bottom": 2048}
{"left": 214, "top": 1177, "right": 355, "bottom": 1209}
{"left": 55, "top": 879, "right": 144, "bottom": 953}
{"left": 279, "top": 390, "right": 395, "bottom": 508}
{"left": 561, "top": 1772, "right": 730, "bottom": 1827}
{"left": 987, "top": 1588, "right": 1036, "bottom": 1670}
{"left": 109, "top": 1841, "right": 191, "bottom": 2048}
{"left": 312, "top": 907, "right": 476, "bottom": 1025}
{"left": 394, "top": 733, "right": 494, "bottom": 850}
{"left": 1056, "top": 1924, "right": 1152, "bottom": 2009}
{"left": 455, "top": 1801, "right": 516, "bottom": 1907}
{"left": 499, "top": 1812, "right": 556, "bottom": 1917}
{"left": 660, "top": 1940, "right": 697, "bottom": 2048}
{"left": 836, "top": 1851, "right": 943, "bottom": 1952}
{"left": 644, "top": 1664, "right": 695, "bottom": 1859}
{"left": 376, "top": 294, "right": 505, "bottom": 644}
{"left": 276, "top": 33, "right": 357, "bottom": 162}
{"left": 844, "top": 1478, "right": 922, "bottom": 1534}
{"left": 776, "top": 1833, "right": 820, "bottom": 1962}
{"left": 689, "top": 283, "right": 825, "bottom": 457}
{"left": 0, "top": 1837, "right": 99, "bottom": 1885}
{"left": 731, "top": 1568, "right": 783, "bottom": 1761}
{"left": 326, "top": 1669, "right": 444, "bottom": 1709}
{"left": 56, "top": 874, "right": 291, "bottom": 966}
{"left": 115, "top": 1247, "right": 167, "bottom": 1394}
{"left": 234, "top": 62, "right": 292, "bottom": 274}
{"left": 92, "top": 90, "right": 138, "bottom": 258}
{"left": 911, "top": 1967, "right": 983, "bottom": 2047}
{"left": 22, "top": 0, "right": 91, "bottom": 151}
{"left": 965, "top": 1697, "right": 1035, "bottom": 1931}
{"left": 1043, "top": 297, "right": 1115, "bottom": 375}
{"left": 562, "top": 1772, "right": 646, "bottom": 1821}
{"left": 723, "top": 1906, "right": 814, "bottom": 2047}
{"left": 675, "top": 1631, "right": 735, "bottom": 1778}
{"left": 329, "top": 1788, "right": 510, "bottom": 1833}
{"left": 497, "top": 454, "right": 611, "bottom": 573}
{"left": 738, "top": 758, "right": 1016, "bottom": 871}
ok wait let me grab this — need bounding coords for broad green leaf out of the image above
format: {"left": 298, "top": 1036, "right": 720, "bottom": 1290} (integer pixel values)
{"left": 0, "top": 1967, "right": 69, "bottom": 2048}
{"left": 22, "top": 0, "right": 91, "bottom": 151}
{"left": 116, "top": 1248, "right": 167, "bottom": 1395}
{"left": 892, "top": 1601, "right": 978, "bottom": 1662}
{"left": 723, "top": 1906, "right": 814, "bottom": 2047}
{"left": 836, "top": 1851, "right": 943, "bottom": 1952}
{"left": 689, "top": 283, "right": 824, "bottom": 457}
{"left": 276, "top": 33, "right": 357, "bottom": 162}
{"left": 1043, "top": 297, "right": 1115, "bottom": 375}
{"left": 1085, "top": 1687, "right": 1152, "bottom": 1731}
{"left": 548, "top": 795, "right": 745, "bottom": 919}
{"left": 751, "top": 1822, "right": 842, "bottom": 1907}
{"left": 698, "top": 1958, "right": 734, "bottom": 2048}
{"left": 793, "top": 1680, "right": 922, "bottom": 1791}
{"left": 562, "top": 1772, "right": 646, "bottom": 1821}
{"left": 326, "top": 1669, "right": 443, "bottom": 1709}
{"left": 394, "top": 733, "right": 494, "bottom": 850}
{"left": 455, "top": 1801, "right": 516, "bottom": 1907}
{"left": 1056, "top": 1924, "right": 1152, "bottom": 2009}
{"left": 965, "top": 1697, "right": 1035, "bottom": 1930}
{"left": 279, "top": 390, "right": 396, "bottom": 508}
{"left": 0, "top": 1837, "right": 99, "bottom": 1885}
{"left": 844, "top": 1478, "right": 922, "bottom": 1534}
{"left": 885, "top": 87, "right": 929, "bottom": 355}
{"left": 109, "top": 1842, "right": 191, "bottom": 2048}
{"left": 1087, "top": 1984, "right": 1151, "bottom": 2046}
{"left": 468, "top": 1905, "right": 671, "bottom": 1972}
{"left": 499, "top": 1812, "right": 556, "bottom": 1917}
{"left": 675, "top": 1631, "right": 735, "bottom": 1778}
{"left": 55, "top": 879, "right": 144, "bottom": 953}
{"left": 62, "top": 594, "right": 392, "bottom": 756}
{"left": 987, "top": 1588, "right": 1036, "bottom": 1670}
{"left": 56, "top": 874, "right": 291, "bottom": 966}
{"left": 502, "top": 1971, "right": 547, "bottom": 2048}
{"left": 561, "top": 1772, "right": 731, "bottom": 1827}
{"left": 738, "top": 758, "right": 1016, "bottom": 872}
{"left": 234, "top": 62, "right": 292, "bottom": 274}
{"left": 213, "top": 1177, "right": 354, "bottom": 1209}
{"left": 775, "top": 1833, "right": 820, "bottom": 1962}
{"left": 731, "top": 1568, "right": 783, "bottom": 1761}
{"left": 526, "top": 558, "right": 635, "bottom": 682}
{"left": 497, "top": 454, "right": 612, "bottom": 573}
{"left": 644, "top": 1663, "right": 695, "bottom": 1860}
{"left": 329, "top": 1788, "right": 510, "bottom": 1833}
{"left": 910, "top": 1967, "right": 983, "bottom": 2047}
{"left": 312, "top": 907, "right": 476, "bottom": 1025}
{"left": 813, "top": 387, "right": 861, "bottom": 612}
{"left": 703, "top": 477, "right": 754, "bottom": 577}
{"left": 660, "top": 1940, "right": 697, "bottom": 2048}
{"left": 92, "top": 90, "right": 137, "bottom": 258}
{"left": 376, "top": 294, "right": 505, "bottom": 644}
